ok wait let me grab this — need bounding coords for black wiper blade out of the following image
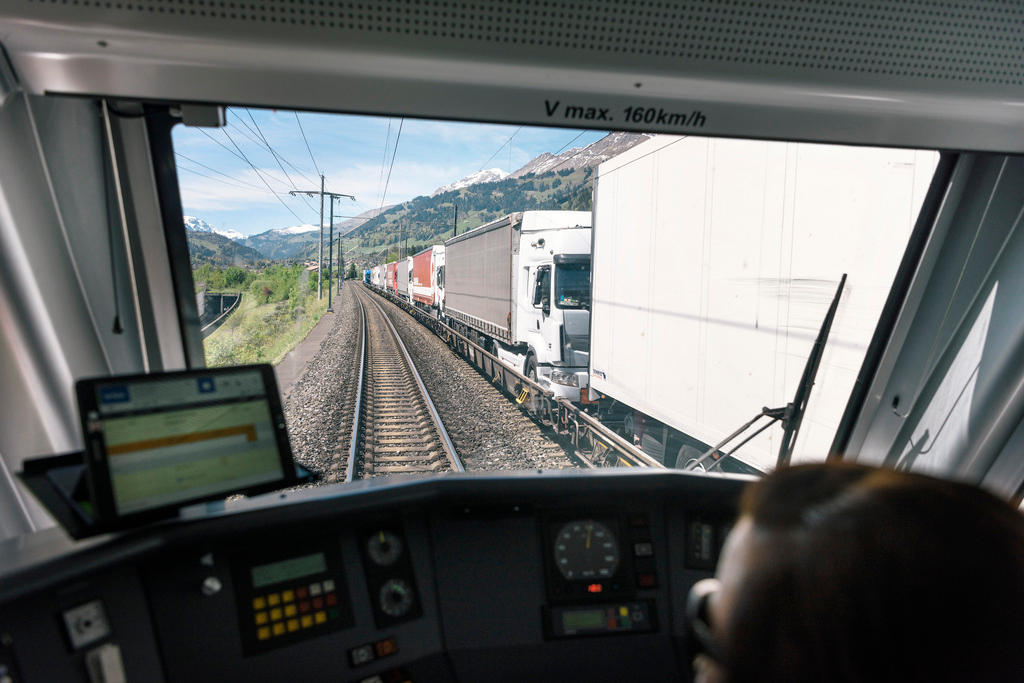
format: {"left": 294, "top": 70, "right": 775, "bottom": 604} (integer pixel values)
{"left": 684, "top": 274, "right": 847, "bottom": 473}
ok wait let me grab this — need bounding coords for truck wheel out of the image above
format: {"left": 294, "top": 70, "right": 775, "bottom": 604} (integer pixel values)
{"left": 622, "top": 412, "right": 635, "bottom": 442}
{"left": 525, "top": 356, "right": 540, "bottom": 415}
{"left": 677, "top": 444, "right": 705, "bottom": 471}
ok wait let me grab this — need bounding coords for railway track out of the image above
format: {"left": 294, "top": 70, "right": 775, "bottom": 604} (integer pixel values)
{"left": 345, "top": 286, "right": 464, "bottom": 481}
{"left": 363, "top": 284, "right": 664, "bottom": 470}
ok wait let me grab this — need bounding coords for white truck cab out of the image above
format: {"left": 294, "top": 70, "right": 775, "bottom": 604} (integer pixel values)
{"left": 512, "top": 213, "right": 593, "bottom": 401}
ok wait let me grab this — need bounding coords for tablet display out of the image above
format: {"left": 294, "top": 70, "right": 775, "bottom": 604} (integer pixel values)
{"left": 78, "top": 365, "right": 295, "bottom": 522}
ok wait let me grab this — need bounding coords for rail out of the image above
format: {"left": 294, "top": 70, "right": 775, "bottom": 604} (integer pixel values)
{"left": 347, "top": 286, "right": 463, "bottom": 480}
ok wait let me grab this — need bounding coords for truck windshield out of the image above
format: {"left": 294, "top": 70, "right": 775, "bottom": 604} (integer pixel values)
{"left": 555, "top": 262, "right": 591, "bottom": 310}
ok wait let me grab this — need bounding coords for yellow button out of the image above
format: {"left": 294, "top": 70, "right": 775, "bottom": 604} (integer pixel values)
{"left": 270, "top": 607, "right": 283, "bottom": 621}
{"left": 314, "top": 611, "right": 327, "bottom": 624}
{"left": 267, "top": 593, "right": 281, "bottom": 606}
{"left": 284, "top": 604, "right": 297, "bottom": 618}
{"left": 254, "top": 611, "right": 269, "bottom": 625}
{"left": 272, "top": 622, "right": 286, "bottom": 636}
{"left": 253, "top": 596, "right": 267, "bottom": 610}
{"left": 282, "top": 589, "right": 295, "bottom": 603}
{"left": 257, "top": 626, "right": 271, "bottom": 641}
{"left": 300, "top": 615, "right": 314, "bottom": 629}
{"left": 287, "top": 618, "right": 300, "bottom": 632}
{"left": 619, "top": 606, "right": 629, "bottom": 617}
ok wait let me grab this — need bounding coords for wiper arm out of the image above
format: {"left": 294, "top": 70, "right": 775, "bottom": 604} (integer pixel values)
{"left": 684, "top": 274, "right": 847, "bottom": 473}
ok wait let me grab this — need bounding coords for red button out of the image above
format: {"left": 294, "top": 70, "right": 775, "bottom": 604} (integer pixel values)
{"left": 326, "top": 592, "right": 338, "bottom": 606}
{"left": 296, "top": 586, "right": 308, "bottom": 600}
{"left": 312, "top": 597, "right": 324, "bottom": 610}
{"left": 637, "top": 573, "right": 657, "bottom": 588}
{"left": 299, "top": 601, "right": 311, "bottom": 614}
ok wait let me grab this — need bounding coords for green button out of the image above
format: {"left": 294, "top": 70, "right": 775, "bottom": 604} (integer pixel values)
{"left": 328, "top": 608, "right": 339, "bottom": 620}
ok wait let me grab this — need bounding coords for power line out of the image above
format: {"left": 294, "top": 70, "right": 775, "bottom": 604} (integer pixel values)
{"left": 479, "top": 126, "right": 524, "bottom": 172}
{"left": 176, "top": 162, "right": 272, "bottom": 193}
{"left": 240, "top": 109, "right": 318, "bottom": 187}
{"left": 196, "top": 127, "right": 296, "bottom": 194}
{"left": 377, "top": 117, "right": 394, "bottom": 209}
{"left": 378, "top": 118, "right": 404, "bottom": 218}
{"left": 294, "top": 111, "right": 322, "bottom": 177}
{"left": 239, "top": 109, "right": 318, "bottom": 214}
{"left": 221, "top": 127, "right": 308, "bottom": 225}
{"left": 555, "top": 130, "right": 588, "bottom": 156}
{"left": 175, "top": 153, "right": 268, "bottom": 191}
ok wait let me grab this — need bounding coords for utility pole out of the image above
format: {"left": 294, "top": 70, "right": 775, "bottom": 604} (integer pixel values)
{"left": 289, "top": 181, "right": 355, "bottom": 303}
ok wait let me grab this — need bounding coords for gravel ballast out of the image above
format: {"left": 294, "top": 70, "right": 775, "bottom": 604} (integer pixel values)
{"left": 369, "top": 290, "right": 578, "bottom": 472}
{"left": 283, "top": 281, "right": 361, "bottom": 482}
{"left": 281, "top": 282, "right": 576, "bottom": 483}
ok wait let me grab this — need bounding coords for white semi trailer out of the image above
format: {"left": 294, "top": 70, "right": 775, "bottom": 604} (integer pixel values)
{"left": 443, "top": 211, "right": 592, "bottom": 401}
{"left": 589, "top": 135, "right": 938, "bottom": 473}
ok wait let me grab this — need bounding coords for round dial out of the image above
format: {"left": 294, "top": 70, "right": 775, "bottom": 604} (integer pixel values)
{"left": 367, "top": 530, "right": 403, "bottom": 567}
{"left": 379, "top": 578, "right": 414, "bottom": 618}
{"left": 553, "top": 519, "right": 620, "bottom": 580}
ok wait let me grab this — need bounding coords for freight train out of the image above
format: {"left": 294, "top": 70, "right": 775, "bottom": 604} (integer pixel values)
{"left": 369, "top": 211, "right": 592, "bottom": 402}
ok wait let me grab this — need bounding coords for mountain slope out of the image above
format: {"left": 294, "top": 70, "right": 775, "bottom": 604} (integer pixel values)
{"left": 347, "top": 132, "right": 651, "bottom": 257}
{"left": 184, "top": 215, "right": 245, "bottom": 241}
{"left": 186, "top": 230, "right": 266, "bottom": 267}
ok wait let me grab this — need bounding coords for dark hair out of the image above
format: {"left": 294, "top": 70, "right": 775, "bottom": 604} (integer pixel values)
{"left": 719, "top": 463, "right": 1024, "bottom": 683}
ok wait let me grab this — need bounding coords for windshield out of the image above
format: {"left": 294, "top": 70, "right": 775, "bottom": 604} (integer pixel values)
{"left": 172, "top": 109, "right": 938, "bottom": 480}
{"left": 555, "top": 262, "right": 590, "bottom": 310}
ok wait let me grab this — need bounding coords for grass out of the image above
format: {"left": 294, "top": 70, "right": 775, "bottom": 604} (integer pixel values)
{"left": 203, "top": 286, "right": 330, "bottom": 367}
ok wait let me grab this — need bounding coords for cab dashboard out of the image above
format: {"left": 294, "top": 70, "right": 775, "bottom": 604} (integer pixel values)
{"left": 0, "top": 469, "right": 745, "bottom": 682}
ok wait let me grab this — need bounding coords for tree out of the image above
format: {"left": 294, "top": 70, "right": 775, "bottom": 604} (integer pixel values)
{"left": 347, "top": 263, "right": 357, "bottom": 279}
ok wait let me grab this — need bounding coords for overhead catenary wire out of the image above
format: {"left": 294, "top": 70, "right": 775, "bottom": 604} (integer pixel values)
{"left": 473, "top": 126, "right": 520, "bottom": 172}
{"left": 239, "top": 109, "right": 318, "bottom": 213}
{"left": 242, "top": 108, "right": 318, "bottom": 186}
{"left": 295, "top": 111, "right": 322, "bottom": 177}
{"left": 221, "top": 127, "right": 308, "bottom": 225}
{"left": 377, "top": 117, "right": 405, "bottom": 218}
{"left": 196, "top": 127, "right": 299, "bottom": 195}
{"left": 175, "top": 152, "right": 269, "bottom": 191}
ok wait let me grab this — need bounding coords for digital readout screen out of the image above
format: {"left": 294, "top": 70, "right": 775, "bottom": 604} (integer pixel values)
{"left": 562, "top": 608, "right": 605, "bottom": 632}
{"left": 251, "top": 552, "right": 327, "bottom": 588}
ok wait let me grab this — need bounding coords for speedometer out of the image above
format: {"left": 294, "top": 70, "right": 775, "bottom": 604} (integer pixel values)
{"left": 553, "top": 519, "right": 620, "bottom": 580}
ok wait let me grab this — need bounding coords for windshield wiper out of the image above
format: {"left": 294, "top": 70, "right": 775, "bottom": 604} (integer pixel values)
{"left": 685, "top": 274, "right": 847, "bottom": 473}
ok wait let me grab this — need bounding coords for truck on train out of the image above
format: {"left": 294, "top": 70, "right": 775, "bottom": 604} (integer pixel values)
{"left": 411, "top": 245, "right": 445, "bottom": 314}
{"left": 442, "top": 211, "right": 592, "bottom": 402}
{"left": 385, "top": 261, "right": 398, "bottom": 294}
{"left": 587, "top": 135, "right": 938, "bottom": 472}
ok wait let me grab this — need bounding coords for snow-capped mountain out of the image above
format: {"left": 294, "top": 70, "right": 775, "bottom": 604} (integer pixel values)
{"left": 432, "top": 168, "right": 508, "bottom": 196}
{"left": 183, "top": 215, "right": 245, "bottom": 241}
{"left": 510, "top": 132, "right": 653, "bottom": 178}
{"left": 270, "top": 223, "right": 320, "bottom": 235}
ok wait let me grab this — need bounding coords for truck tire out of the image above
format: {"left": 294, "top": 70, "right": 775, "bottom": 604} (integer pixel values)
{"left": 525, "top": 356, "right": 540, "bottom": 415}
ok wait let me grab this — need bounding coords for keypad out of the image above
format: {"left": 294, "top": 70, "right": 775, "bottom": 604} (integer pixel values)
{"left": 249, "top": 579, "right": 343, "bottom": 641}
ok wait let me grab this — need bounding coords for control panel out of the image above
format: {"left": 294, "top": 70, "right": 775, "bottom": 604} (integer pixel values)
{"left": 231, "top": 544, "right": 354, "bottom": 654}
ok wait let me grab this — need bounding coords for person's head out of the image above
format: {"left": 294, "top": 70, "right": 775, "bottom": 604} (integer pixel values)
{"left": 690, "top": 463, "right": 1024, "bottom": 683}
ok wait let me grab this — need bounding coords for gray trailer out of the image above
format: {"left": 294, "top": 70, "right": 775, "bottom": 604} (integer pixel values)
{"left": 444, "top": 211, "right": 592, "bottom": 401}
{"left": 444, "top": 213, "right": 520, "bottom": 343}
{"left": 396, "top": 256, "right": 411, "bottom": 301}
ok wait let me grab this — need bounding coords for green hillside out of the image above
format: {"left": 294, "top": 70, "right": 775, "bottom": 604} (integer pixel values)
{"left": 186, "top": 230, "right": 266, "bottom": 267}
{"left": 242, "top": 230, "right": 320, "bottom": 260}
{"left": 342, "top": 166, "right": 594, "bottom": 260}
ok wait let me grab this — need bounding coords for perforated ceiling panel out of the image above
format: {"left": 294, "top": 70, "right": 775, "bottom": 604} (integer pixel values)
{"left": 5, "top": 0, "right": 1024, "bottom": 151}
{"left": 24, "top": 0, "right": 1024, "bottom": 86}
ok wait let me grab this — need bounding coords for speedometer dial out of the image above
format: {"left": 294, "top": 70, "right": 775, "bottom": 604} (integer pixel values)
{"left": 553, "top": 520, "right": 620, "bottom": 580}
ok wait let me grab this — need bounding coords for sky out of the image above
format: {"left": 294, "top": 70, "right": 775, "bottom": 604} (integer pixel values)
{"left": 172, "top": 108, "right": 608, "bottom": 237}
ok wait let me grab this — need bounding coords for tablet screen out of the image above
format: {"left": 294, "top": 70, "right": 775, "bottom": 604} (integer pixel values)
{"left": 86, "top": 368, "right": 287, "bottom": 516}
